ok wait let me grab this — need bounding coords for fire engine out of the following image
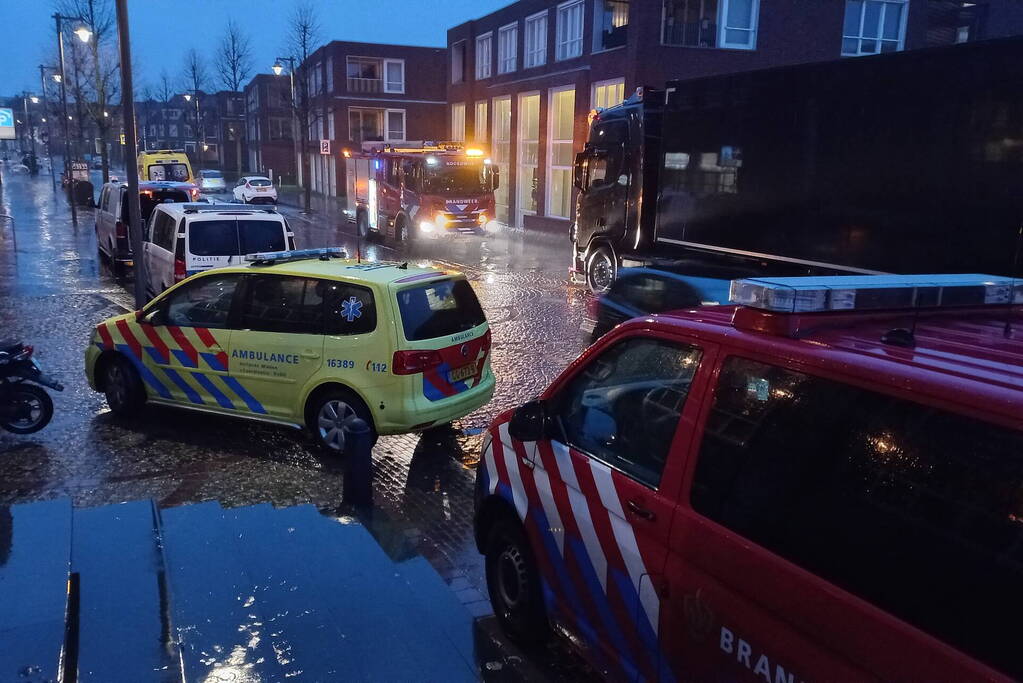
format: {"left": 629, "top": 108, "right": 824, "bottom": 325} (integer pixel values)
{"left": 344, "top": 142, "right": 500, "bottom": 241}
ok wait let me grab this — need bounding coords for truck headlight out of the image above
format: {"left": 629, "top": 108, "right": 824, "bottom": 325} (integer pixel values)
{"left": 419, "top": 221, "right": 435, "bottom": 233}
{"left": 435, "top": 212, "right": 448, "bottom": 229}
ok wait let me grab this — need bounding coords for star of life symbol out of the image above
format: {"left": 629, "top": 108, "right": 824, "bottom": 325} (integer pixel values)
{"left": 341, "top": 296, "right": 363, "bottom": 322}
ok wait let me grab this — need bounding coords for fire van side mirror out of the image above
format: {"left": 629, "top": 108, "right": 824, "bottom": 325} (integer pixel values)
{"left": 509, "top": 399, "right": 546, "bottom": 442}
{"left": 491, "top": 165, "right": 500, "bottom": 192}
{"left": 574, "top": 152, "right": 587, "bottom": 190}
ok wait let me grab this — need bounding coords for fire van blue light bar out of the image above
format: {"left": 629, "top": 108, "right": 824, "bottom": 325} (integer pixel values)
{"left": 244, "top": 247, "right": 347, "bottom": 263}
{"left": 729, "top": 274, "right": 1023, "bottom": 313}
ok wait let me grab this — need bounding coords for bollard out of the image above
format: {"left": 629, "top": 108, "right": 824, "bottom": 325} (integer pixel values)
{"left": 342, "top": 417, "right": 374, "bottom": 508}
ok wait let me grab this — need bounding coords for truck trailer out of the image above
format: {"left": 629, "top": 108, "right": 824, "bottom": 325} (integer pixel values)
{"left": 572, "top": 37, "right": 1023, "bottom": 291}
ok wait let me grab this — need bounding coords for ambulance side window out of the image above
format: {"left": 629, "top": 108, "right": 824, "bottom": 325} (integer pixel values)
{"left": 323, "top": 282, "right": 376, "bottom": 336}
{"left": 239, "top": 275, "right": 325, "bottom": 335}
{"left": 550, "top": 336, "right": 702, "bottom": 488}
{"left": 164, "top": 274, "right": 241, "bottom": 329}
{"left": 690, "top": 356, "right": 1023, "bottom": 678}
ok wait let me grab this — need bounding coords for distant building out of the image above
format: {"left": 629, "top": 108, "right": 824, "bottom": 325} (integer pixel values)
{"left": 447, "top": 0, "right": 1023, "bottom": 231}
{"left": 243, "top": 74, "right": 297, "bottom": 184}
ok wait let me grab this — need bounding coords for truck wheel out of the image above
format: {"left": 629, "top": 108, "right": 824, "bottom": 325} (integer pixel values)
{"left": 586, "top": 246, "right": 617, "bottom": 293}
{"left": 357, "top": 211, "right": 370, "bottom": 238}
{"left": 485, "top": 517, "right": 549, "bottom": 645}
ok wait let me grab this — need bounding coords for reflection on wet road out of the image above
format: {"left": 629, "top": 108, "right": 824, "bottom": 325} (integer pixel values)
{"left": 0, "top": 168, "right": 593, "bottom": 680}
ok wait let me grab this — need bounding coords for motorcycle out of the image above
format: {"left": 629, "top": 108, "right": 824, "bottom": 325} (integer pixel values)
{"left": 0, "top": 341, "right": 63, "bottom": 434}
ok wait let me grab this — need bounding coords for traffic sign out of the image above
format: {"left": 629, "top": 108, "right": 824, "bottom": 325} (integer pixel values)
{"left": 0, "top": 108, "right": 14, "bottom": 140}
{"left": 320, "top": 139, "right": 330, "bottom": 155}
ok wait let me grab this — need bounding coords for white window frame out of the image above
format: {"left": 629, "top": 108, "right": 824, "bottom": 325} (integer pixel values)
{"left": 556, "top": 0, "right": 585, "bottom": 61}
{"left": 498, "top": 22, "right": 518, "bottom": 74}
{"left": 475, "top": 32, "right": 493, "bottom": 80}
{"left": 516, "top": 91, "right": 541, "bottom": 224}
{"left": 450, "top": 102, "right": 466, "bottom": 142}
{"left": 593, "top": 0, "right": 630, "bottom": 52}
{"left": 492, "top": 95, "right": 512, "bottom": 225}
{"left": 718, "top": 0, "right": 761, "bottom": 49}
{"left": 546, "top": 85, "right": 576, "bottom": 220}
{"left": 383, "top": 59, "right": 405, "bottom": 94}
{"left": 524, "top": 11, "right": 548, "bottom": 69}
{"left": 841, "top": 0, "right": 909, "bottom": 56}
{"left": 591, "top": 77, "right": 626, "bottom": 110}
{"left": 386, "top": 109, "right": 406, "bottom": 142}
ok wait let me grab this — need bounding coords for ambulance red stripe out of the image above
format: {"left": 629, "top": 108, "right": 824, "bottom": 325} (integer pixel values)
{"left": 167, "top": 326, "right": 199, "bottom": 365}
{"left": 139, "top": 322, "right": 170, "bottom": 362}
{"left": 193, "top": 327, "right": 228, "bottom": 369}
{"left": 115, "top": 319, "right": 143, "bottom": 361}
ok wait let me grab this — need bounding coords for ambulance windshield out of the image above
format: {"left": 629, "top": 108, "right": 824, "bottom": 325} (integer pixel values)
{"left": 423, "top": 163, "right": 488, "bottom": 196}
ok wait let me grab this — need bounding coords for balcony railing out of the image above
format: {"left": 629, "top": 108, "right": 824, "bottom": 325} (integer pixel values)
{"left": 662, "top": 18, "right": 718, "bottom": 47}
{"left": 347, "top": 77, "right": 382, "bottom": 94}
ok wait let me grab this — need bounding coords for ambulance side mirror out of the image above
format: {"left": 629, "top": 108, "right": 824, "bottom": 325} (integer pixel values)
{"left": 509, "top": 399, "right": 546, "bottom": 442}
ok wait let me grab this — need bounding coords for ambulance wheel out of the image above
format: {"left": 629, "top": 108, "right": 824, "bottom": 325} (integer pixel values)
{"left": 308, "top": 388, "right": 377, "bottom": 454}
{"left": 356, "top": 211, "right": 370, "bottom": 238}
{"left": 485, "top": 517, "right": 549, "bottom": 645}
{"left": 586, "top": 245, "right": 617, "bottom": 294}
{"left": 102, "top": 354, "right": 145, "bottom": 417}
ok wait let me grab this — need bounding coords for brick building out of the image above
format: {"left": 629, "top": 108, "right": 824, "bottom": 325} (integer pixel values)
{"left": 298, "top": 40, "right": 448, "bottom": 198}
{"left": 244, "top": 74, "right": 297, "bottom": 184}
{"left": 447, "top": 0, "right": 1023, "bottom": 231}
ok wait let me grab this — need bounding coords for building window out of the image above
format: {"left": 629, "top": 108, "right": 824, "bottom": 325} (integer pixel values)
{"left": 842, "top": 0, "right": 908, "bottom": 56}
{"left": 498, "top": 23, "right": 518, "bottom": 74}
{"left": 517, "top": 93, "right": 541, "bottom": 220}
{"left": 548, "top": 87, "right": 576, "bottom": 219}
{"left": 349, "top": 108, "right": 384, "bottom": 143}
{"left": 557, "top": 0, "right": 585, "bottom": 60}
{"left": 492, "top": 96, "right": 512, "bottom": 224}
{"left": 384, "top": 59, "right": 405, "bottom": 93}
{"left": 474, "top": 101, "right": 488, "bottom": 143}
{"left": 476, "top": 32, "right": 493, "bottom": 79}
{"left": 525, "top": 11, "right": 548, "bottom": 68}
{"left": 595, "top": 0, "right": 629, "bottom": 50}
{"left": 452, "top": 40, "right": 466, "bottom": 83}
{"left": 661, "top": 0, "right": 760, "bottom": 50}
{"left": 450, "top": 103, "right": 466, "bottom": 141}
{"left": 592, "top": 78, "right": 626, "bottom": 111}
{"left": 347, "top": 57, "right": 383, "bottom": 93}
{"left": 386, "top": 110, "right": 405, "bottom": 142}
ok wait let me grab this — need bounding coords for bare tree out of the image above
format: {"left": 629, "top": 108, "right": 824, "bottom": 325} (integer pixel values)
{"left": 284, "top": 0, "right": 324, "bottom": 212}
{"left": 57, "top": 0, "right": 119, "bottom": 182}
{"left": 181, "top": 48, "right": 209, "bottom": 164}
{"left": 217, "top": 19, "right": 252, "bottom": 176}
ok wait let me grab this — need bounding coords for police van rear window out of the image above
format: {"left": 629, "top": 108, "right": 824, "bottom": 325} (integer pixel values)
{"left": 188, "top": 219, "right": 285, "bottom": 256}
{"left": 396, "top": 279, "right": 485, "bottom": 341}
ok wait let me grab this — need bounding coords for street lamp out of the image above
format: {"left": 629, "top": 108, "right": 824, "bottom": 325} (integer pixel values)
{"left": 273, "top": 56, "right": 298, "bottom": 198}
{"left": 21, "top": 92, "right": 38, "bottom": 162}
{"left": 40, "top": 64, "right": 61, "bottom": 190}
{"left": 184, "top": 90, "right": 202, "bottom": 163}
{"left": 53, "top": 12, "right": 92, "bottom": 225}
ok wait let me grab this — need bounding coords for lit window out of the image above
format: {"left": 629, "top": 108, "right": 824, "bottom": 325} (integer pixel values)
{"left": 592, "top": 78, "right": 625, "bottom": 110}
{"left": 595, "top": 0, "right": 629, "bottom": 51}
{"left": 842, "top": 0, "right": 907, "bottom": 56}
{"left": 474, "top": 101, "right": 488, "bottom": 143}
{"left": 451, "top": 103, "right": 466, "bottom": 142}
{"left": 548, "top": 87, "right": 576, "bottom": 219}
{"left": 661, "top": 0, "right": 760, "bottom": 50}
{"left": 557, "top": 0, "right": 585, "bottom": 60}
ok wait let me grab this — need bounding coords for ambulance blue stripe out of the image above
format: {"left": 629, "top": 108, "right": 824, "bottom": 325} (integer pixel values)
{"left": 566, "top": 536, "right": 639, "bottom": 681}
{"left": 115, "top": 344, "right": 172, "bottom": 400}
{"left": 219, "top": 376, "right": 267, "bottom": 414}
{"left": 161, "top": 368, "right": 204, "bottom": 405}
{"left": 171, "top": 349, "right": 198, "bottom": 368}
{"left": 190, "top": 373, "right": 235, "bottom": 409}
{"left": 145, "top": 346, "right": 169, "bottom": 365}
{"left": 200, "top": 352, "right": 227, "bottom": 372}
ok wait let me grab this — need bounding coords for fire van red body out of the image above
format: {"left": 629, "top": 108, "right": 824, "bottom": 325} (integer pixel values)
{"left": 474, "top": 274, "right": 1023, "bottom": 682}
{"left": 344, "top": 143, "right": 499, "bottom": 241}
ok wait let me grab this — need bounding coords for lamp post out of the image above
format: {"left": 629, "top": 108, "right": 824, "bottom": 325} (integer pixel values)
{"left": 272, "top": 56, "right": 300, "bottom": 201}
{"left": 53, "top": 12, "right": 92, "bottom": 225}
{"left": 39, "top": 65, "right": 59, "bottom": 190}
{"left": 184, "top": 91, "right": 202, "bottom": 166}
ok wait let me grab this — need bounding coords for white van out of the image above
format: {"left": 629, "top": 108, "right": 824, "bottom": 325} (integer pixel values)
{"left": 141, "top": 203, "right": 296, "bottom": 298}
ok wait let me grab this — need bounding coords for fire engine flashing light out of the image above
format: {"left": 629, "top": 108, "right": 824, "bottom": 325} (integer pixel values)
{"left": 342, "top": 149, "right": 351, "bottom": 158}
{"left": 730, "top": 274, "right": 1023, "bottom": 313}
{"left": 426, "top": 156, "right": 439, "bottom": 166}
{"left": 465, "top": 148, "right": 484, "bottom": 157}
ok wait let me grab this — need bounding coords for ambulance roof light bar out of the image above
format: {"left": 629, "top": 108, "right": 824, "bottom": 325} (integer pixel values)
{"left": 245, "top": 247, "right": 347, "bottom": 266}
{"left": 730, "top": 274, "right": 1023, "bottom": 313}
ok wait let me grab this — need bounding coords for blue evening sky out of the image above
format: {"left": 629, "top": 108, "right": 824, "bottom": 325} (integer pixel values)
{"left": 1, "top": 0, "right": 509, "bottom": 95}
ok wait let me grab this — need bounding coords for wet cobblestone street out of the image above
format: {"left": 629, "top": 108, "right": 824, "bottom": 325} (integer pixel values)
{"left": 0, "top": 168, "right": 593, "bottom": 679}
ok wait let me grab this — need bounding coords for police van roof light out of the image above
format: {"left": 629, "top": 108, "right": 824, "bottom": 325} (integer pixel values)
{"left": 729, "top": 274, "right": 1023, "bottom": 313}
{"left": 245, "top": 247, "right": 347, "bottom": 265}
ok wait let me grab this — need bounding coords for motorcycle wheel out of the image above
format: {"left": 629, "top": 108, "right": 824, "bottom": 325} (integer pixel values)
{"left": 1, "top": 384, "right": 54, "bottom": 434}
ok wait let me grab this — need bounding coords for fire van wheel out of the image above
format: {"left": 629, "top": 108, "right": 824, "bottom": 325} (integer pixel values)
{"left": 485, "top": 517, "right": 549, "bottom": 645}
{"left": 102, "top": 355, "right": 146, "bottom": 417}
{"left": 586, "top": 246, "right": 617, "bottom": 294}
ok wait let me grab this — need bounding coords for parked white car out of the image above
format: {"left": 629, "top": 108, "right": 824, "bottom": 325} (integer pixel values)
{"left": 197, "top": 169, "right": 227, "bottom": 193}
{"left": 233, "top": 176, "right": 278, "bottom": 205}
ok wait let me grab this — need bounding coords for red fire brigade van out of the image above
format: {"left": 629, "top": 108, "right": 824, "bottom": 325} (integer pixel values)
{"left": 344, "top": 142, "right": 499, "bottom": 242}
{"left": 474, "top": 273, "right": 1023, "bottom": 682}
